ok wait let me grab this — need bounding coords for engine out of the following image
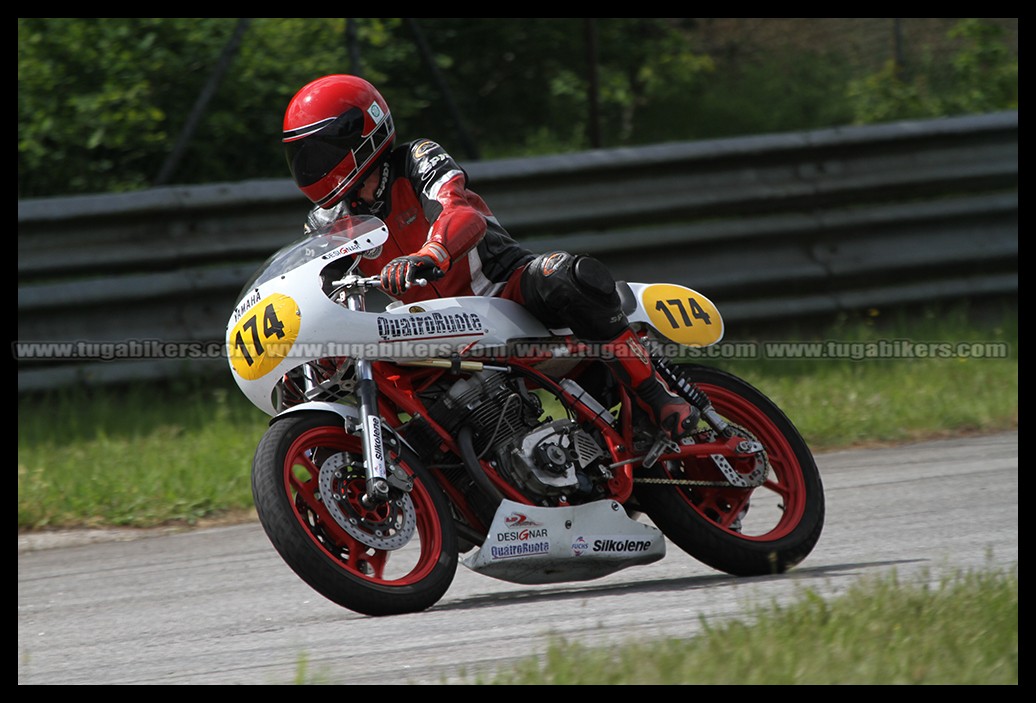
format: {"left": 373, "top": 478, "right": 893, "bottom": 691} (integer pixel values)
{"left": 498, "top": 418, "right": 608, "bottom": 497}
{"left": 425, "top": 372, "right": 611, "bottom": 500}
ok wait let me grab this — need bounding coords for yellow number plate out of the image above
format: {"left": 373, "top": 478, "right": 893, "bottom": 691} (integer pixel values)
{"left": 228, "top": 293, "right": 301, "bottom": 380}
{"left": 642, "top": 284, "right": 723, "bottom": 347}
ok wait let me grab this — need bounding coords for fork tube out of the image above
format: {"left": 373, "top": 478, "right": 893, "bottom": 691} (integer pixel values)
{"left": 356, "top": 359, "right": 390, "bottom": 503}
{"left": 345, "top": 288, "right": 390, "bottom": 503}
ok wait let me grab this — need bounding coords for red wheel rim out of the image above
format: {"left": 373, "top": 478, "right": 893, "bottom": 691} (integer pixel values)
{"left": 665, "top": 382, "right": 807, "bottom": 540}
{"left": 282, "top": 426, "right": 444, "bottom": 585}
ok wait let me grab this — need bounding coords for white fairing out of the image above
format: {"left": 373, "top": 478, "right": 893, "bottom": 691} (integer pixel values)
{"left": 225, "top": 217, "right": 554, "bottom": 416}
{"left": 461, "top": 499, "right": 666, "bottom": 584}
{"left": 226, "top": 215, "right": 723, "bottom": 416}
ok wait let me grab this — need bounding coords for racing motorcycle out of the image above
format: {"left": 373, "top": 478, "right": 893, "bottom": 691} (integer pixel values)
{"left": 226, "top": 215, "right": 825, "bottom": 617}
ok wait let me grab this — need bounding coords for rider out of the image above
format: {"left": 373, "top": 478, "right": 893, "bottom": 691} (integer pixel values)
{"left": 282, "top": 74, "right": 698, "bottom": 441}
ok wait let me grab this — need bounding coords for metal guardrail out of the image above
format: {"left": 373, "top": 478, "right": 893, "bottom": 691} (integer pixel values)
{"left": 17, "top": 111, "right": 1018, "bottom": 392}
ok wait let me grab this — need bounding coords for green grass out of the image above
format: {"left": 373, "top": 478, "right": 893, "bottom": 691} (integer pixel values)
{"left": 18, "top": 382, "right": 266, "bottom": 529}
{"left": 457, "top": 565, "right": 1018, "bottom": 685}
{"left": 17, "top": 301, "right": 1016, "bottom": 531}
{"left": 687, "top": 301, "right": 1018, "bottom": 450}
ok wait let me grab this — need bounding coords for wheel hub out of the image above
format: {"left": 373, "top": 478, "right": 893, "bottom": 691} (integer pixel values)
{"left": 317, "top": 451, "right": 416, "bottom": 550}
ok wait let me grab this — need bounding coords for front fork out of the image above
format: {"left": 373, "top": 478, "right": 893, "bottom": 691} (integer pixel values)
{"left": 343, "top": 284, "right": 390, "bottom": 506}
{"left": 355, "top": 359, "right": 390, "bottom": 504}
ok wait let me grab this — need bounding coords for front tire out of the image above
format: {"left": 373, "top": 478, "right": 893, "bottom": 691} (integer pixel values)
{"left": 635, "top": 365, "right": 824, "bottom": 576}
{"left": 251, "top": 411, "right": 458, "bottom": 616}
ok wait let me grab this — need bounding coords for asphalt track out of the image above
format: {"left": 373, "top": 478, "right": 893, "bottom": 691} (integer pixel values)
{"left": 18, "top": 430, "right": 1018, "bottom": 685}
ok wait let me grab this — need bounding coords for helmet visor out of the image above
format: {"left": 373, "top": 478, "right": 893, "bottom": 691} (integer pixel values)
{"left": 284, "top": 107, "right": 367, "bottom": 187}
{"left": 285, "top": 108, "right": 393, "bottom": 189}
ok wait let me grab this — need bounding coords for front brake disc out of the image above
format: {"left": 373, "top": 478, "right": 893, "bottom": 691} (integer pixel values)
{"left": 317, "top": 452, "right": 416, "bottom": 550}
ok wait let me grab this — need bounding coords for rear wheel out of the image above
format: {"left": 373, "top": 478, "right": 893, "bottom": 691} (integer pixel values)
{"left": 251, "top": 411, "right": 458, "bottom": 616}
{"left": 634, "top": 365, "right": 824, "bottom": 576}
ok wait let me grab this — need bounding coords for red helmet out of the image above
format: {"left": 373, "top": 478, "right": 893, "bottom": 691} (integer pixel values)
{"left": 282, "top": 75, "right": 395, "bottom": 208}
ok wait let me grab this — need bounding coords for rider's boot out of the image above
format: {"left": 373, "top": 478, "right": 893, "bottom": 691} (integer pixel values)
{"left": 601, "top": 328, "right": 700, "bottom": 441}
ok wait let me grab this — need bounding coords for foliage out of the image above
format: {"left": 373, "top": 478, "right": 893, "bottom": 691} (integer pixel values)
{"left": 846, "top": 19, "right": 1018, "bottom": 123}
{"left": 662, "top": 48, "right": 857, "bottom": 140}
{"left": 17, "top": 18, "right": 363, "bottom": 197}
{"left": 18, "top": 18, "right": 1017, "bottom": 199}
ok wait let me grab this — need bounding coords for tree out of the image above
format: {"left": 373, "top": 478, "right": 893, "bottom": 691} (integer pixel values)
{"left": 846, "top": 19, "right": 1018, "bottom": 124}
{"left": 18, "top": 18, "right": 1018, "bottom": 200}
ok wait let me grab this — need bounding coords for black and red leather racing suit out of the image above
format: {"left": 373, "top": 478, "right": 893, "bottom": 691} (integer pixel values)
{"left": 303, "top": 138, "right": 627, "bottom": 341}
{"left": 304, "top": 139, "right": 534, "bottom": 306}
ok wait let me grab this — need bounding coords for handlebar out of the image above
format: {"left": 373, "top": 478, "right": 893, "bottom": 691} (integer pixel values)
{"left": 331, "top": 274, "right": 431, "bottom": 290}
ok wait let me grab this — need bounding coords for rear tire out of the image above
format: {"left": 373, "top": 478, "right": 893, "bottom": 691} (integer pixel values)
{"left": 635, "top": 365, "right": 824, "bottom": 576}
{"left": 252, "top": 411, "right": 458, "bottom": 616}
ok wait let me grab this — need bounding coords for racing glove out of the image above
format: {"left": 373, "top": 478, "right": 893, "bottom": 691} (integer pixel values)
{"left": 380, "top": 241, "right": 450, "bottom": 296}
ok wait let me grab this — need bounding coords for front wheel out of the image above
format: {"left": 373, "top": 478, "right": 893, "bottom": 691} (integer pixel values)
{"left": 634, "top": 365, "right": 824, "bottom": 576}
{"left": 251, "top": 411, "right": 458, "bottom": 616}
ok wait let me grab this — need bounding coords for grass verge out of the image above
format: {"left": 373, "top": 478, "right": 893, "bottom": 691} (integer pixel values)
{"left": 459, "top": 565, "right": 1018, "bottom": 685}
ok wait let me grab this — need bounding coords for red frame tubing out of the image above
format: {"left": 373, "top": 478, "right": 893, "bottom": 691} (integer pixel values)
{"left": 369, "top": 357, "right": 646, "bottom": 507}
{"left": 373, "top": 371, "right": 531, "bottom": 505}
